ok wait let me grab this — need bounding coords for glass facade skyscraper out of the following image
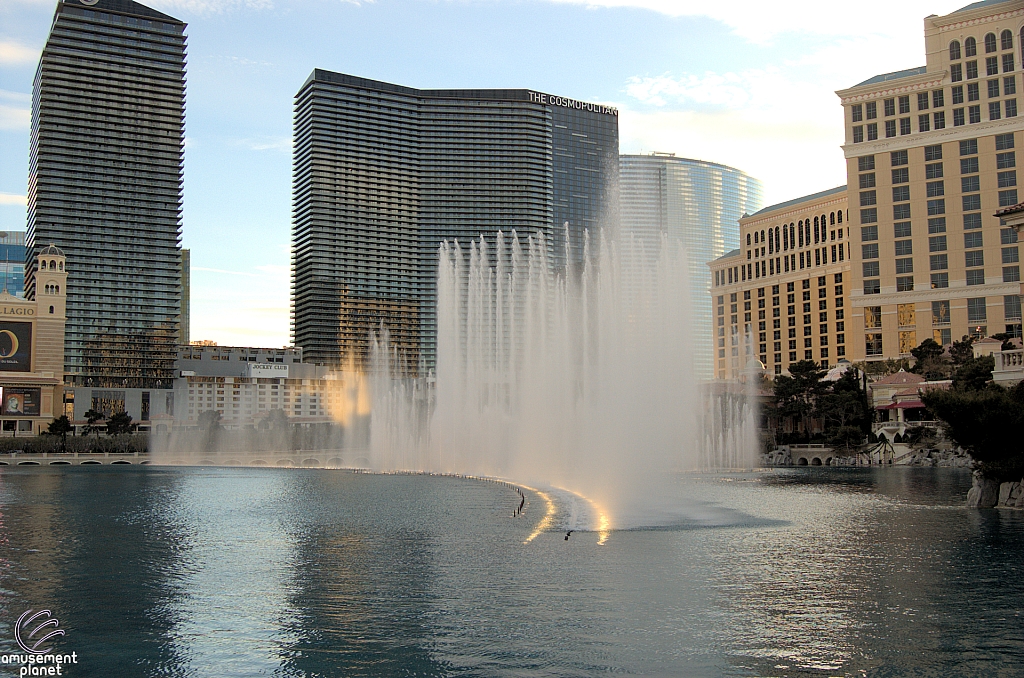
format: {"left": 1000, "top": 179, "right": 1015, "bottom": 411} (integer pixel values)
{"left": 28, "top": 0, "right": 185, "bottom": 388}
{"left": 0, "top": 231, "right": 26, "bottom": 298}
{"left": 292, "top": 71, "right": 619, "bottom": 371}
{"left": 620, "top": 154, "right": 763, "bottom": 380}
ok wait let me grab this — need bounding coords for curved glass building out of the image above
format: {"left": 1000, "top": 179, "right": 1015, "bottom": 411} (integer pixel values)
{"left": 620, "top": 154, "right": 763, "bottom": 380}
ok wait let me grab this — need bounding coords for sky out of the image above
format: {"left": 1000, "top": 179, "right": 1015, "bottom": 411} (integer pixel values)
{"left": 0, "top": 0, "right": 974, "bottom": 347}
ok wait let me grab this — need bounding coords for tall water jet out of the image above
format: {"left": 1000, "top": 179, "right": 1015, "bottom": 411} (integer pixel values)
{"left": 369, "top": 228, "right": 759, "bottom": 528}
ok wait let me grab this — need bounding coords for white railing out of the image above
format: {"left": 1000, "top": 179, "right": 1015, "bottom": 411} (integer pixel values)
{"left": 996, "top": 349, "right": 1024, "bottom": 372}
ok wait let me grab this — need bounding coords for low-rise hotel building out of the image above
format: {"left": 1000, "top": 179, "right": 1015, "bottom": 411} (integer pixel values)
{"left": 709, "top": 187, "right": 850, "bottom": 379}
{"left": 838, "top": 0, "right": 1024, "bottom": 362}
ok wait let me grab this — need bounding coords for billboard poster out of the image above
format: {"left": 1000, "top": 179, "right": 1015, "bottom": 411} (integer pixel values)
{"left": 0, "top": 387, "right": 41, "bottom": 416}
{"left": 0, "top": 322, "right": 31, "bottom": 372}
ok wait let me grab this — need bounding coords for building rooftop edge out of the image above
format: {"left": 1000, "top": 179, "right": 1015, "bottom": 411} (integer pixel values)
{"left": 58, "top": 0, "right": 184, "bottom": 24}
{"left": 746, "top": 185, "right": 847, "bottom": 219}
{"left": 619, "top": 153, "right": 760, "bottom": 179}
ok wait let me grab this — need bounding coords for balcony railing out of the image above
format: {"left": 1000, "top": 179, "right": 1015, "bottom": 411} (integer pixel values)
{"left": 995, "top": 348, "right": 1024, "bottom": 372}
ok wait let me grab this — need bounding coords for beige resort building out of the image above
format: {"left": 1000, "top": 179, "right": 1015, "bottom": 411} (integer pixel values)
{"left": 709, "top": 187, "right": 850, "bottom": 379}
{"left": 838, "top": 0, "right": 1024, "bottom": 362}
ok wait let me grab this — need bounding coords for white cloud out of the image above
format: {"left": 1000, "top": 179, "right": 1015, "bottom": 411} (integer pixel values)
{"left": 0, "top": 193, "right": 27, "bottom": 207}
{"left": 236, "top": 135, "right": 292, "bottom": 152}
{"left": 0, "top": 90, "right": 30, "bottom": 131}
{"left": 542, "top": 0, "right": 968, "bottom": 43}
{"left": 0, "top": 41, "right": 39, "bottom": 65}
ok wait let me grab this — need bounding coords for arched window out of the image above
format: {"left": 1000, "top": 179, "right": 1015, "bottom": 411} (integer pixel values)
{"left": 746, "top": 233, "right": 751, "bottom": 246}
{"left": 950, "top": 40, "right": 961, "bottom": 61}
{"left": 775, "top": 226, "right": 780, "bottom": 251}
{"left": 754, "top": 231, "right": 759, "bottom": 244}
{"left": 58, "top": 262, "right": 63, "bottom": 271}
{"left": 783, "top": 226, "right": 788, "bottom": 250}
{"left": 769, "top": 230, "right": 774, "bottom": 254}
{"left": 50, "top": 260, "right": 55, "bottom": 270}
{"left": 1003, "top": 29, "right": 1013, "bottom": 51}
{"left": 830, "top": 212, "right": 836, "bottom": 225}
{"left": 985, "top": 33, "right": 997, "bottom": 53}
{"left": 790, "top": 224, "right": 795, "bottom": 249}
{"left": 55, "top": 285, "right": 59, "bottom": 294}
{"left": 821, "top": 214, "right": 827, "bottom": 229}
{"left": 837, "top": 211, "right": 843, "bottom": 224}
{"left": 761, "top": 230, "right": 766, "bottom": 245}
{"left": 49, "top": 306, "right": 54, "bottom": 315}
{"left": 965, "top": 36, "right": 977, "bottom": 57}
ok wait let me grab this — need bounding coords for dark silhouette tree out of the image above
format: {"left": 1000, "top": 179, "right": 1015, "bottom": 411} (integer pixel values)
{"left": 106, "top": 412, "right": 136, "bottom": 436}
{"left": 83, "top": 408, "right": 104, "bottom": 439}
{"left": 949, "top": 335, "right": 977, "bottom": 366}
{"left": 46, "top": 416, "right": 73, "bottom": 453}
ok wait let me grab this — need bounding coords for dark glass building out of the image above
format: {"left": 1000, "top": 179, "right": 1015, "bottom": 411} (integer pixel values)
{"left": 28, "top": 0, "right": 185, "bottom": 388}
{"left": 0, "top": 231, "right": 27, "bottom": 298}
{"left": 292, "top": 71, "right": 619, "bottom": 370}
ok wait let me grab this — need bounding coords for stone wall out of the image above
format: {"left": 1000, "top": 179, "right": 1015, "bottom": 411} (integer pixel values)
{"left": 966, "top": 472, "right": 1024, "bottom": 508}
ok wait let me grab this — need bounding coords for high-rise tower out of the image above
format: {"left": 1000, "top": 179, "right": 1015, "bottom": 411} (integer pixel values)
{"left": 291, "top": 71, "right": 619, "bottom": 371}
{"left": 620, "top": 154, "right": 763, "bottom": 380}
{"left": 28, "top": 0, "right": 185, "bottom": 388}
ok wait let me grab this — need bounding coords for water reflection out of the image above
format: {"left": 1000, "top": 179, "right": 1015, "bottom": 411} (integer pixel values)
{"left": 0, "top": 466, "right": 1019, "bottom": 677}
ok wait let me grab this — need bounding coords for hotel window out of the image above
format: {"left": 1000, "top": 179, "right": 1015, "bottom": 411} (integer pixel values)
{"left": 929, "top": 217, "right": 947, "bottom": 233}
{"left": 860, "top": 190, "right": 877, "bottom": 206}
{"left": 926, "top": 162, "right": 943, "bottom": 179}
{"left": 893, "top": 185, "right": 910, "bottom": 201}
{"left": 962, "top": 175, "right": 981, "bottom": 192}
{"left": 918, "top": 92, "right": 930, "bottom": 110}
{"left": 900, "top": 118, "right": 911, "bottom": 135}
{"left": 989, "top": 79, "right": 1001, "bottom": 97}
{"left": 967, "top": 61, "right": 979, "bottom": 79}
{"left": 919, "top": 114, "right": 931, "bottom": 132}
{"left": 931, "top": 272, "right": 949, "bottom": 288}
{"left": 927, "top": 199, "right": 945, "bottom": 215}
{"left": 986, "top": 32, "right": 998, "bottom": 53}
{"left": 866, "top": 101, "right": 877, "bottom": 119}
{"left": 866, "top": 334, "right": 883, "bottom": 356}
{"left": 861, "top": 208, "right": 877, "bottom": 224}
{"left": 1007, "top": 294, "right": 1023, "bottom": 320}
{"left": 884, "top": 98, "right": 895, "bottom": 116}
{"left": 991, "top": 102, "right": 1003, "bottom": 120}
{"left": 987, "top": 56, "right": 999, "bottom": 76}
{"left": 961, "top": 157, "right": 980, "bottom": 175}
{"left": 933, "top": 300, "right": 951, "bottom": 325}
{"left": 896, "top": 203, "right": 912, "bottom": 219}
{"left": 899, "top": 95, "right": 910, "bottom": 114}
{"left": 892, "top": 167, "right": 909, "bottom": 183}
{"left": 852, "top": 104, "right": 863, "bottom": 121}
{"left": 1002, "top": 29, "right": 1013, "bottom": 51}
{"left": 934, "top": 89, "right": 945, "bottom": 107}
{"left": 859, "top": 172, "right": 876, "bottom": 188}
{"left": 1007, "top": 76, "right": 1017, "bottom": 94}
{"left": 885, "top": 120, "right": 896, "bottom": 138}
{"left": 966, "top": 269, "right": 986, "bottom": 286}
{"left": 951, "top": 40, "right": 962, "bottom": 61}
{"left": 968, "top": 82, "right": 980, "bottom": 101}
{"left": 897, "top": 276, "right": 914, "bottom": 292}
{"left": 863, "top": 261, "right": 880, "bottom": 277}
{"left": 929, "top": 235, "right": 948, "bottom": 251}
{"left": 963, "top": 195, "right": 981, "bottom": 211}
{"left": 896, "top": 258, "right": 914, "bottom": 274}
{"left": 997, "top": 132, "right": 1015, "bottom": 150}
{"left": 969, "top": 105, "right": 981, "bottom": 123}
{"left": 862, "top": 243, "right": 879, "bottom": 259}
{"left": 964, "top": 213, "right": 983, "bottom": 229}
{"left": 952, "top": 63, "right": 963, "bottom": 82}
{"left": 998, "top": 151, "right": 1016, "bottom": 168}
{"left": 967, "top": 298, "right": 987, "bottom": 324}
{"left": 892, "top": 149, "right": 909, "bottom": 165}
{"left": 864, "top": 279, "right": 880, "bottom": 295}
{"left": 930, "top": 254, "right": 948, "bottom": 270}
{"left": 867, "top": 123, "right": 878, "bottom": 141}
{"left": 926, "top": 180, "right": 944, "bottom": 197}
{"left": 961, "top": 138, "right": 979, "bottom": 155}
{"left": 965, "top": 231, "right": 983, "bottom": 248}
{"left": 1000, "top": 189, "right": 1019, "bottom": 206}
{"left": 954, "top": 85, "right": 965, "bottom": 104}
{"left": 895, "top": 238, "right": 913, "bottom": 255}
{"left": 1008, "top": 99, "right": 1019, "bottom": 117}
{"left": 1003, "top": 227, "right": 1020, "bottom": 244}
{"left": 861, "top": 225, "right": 878, "bottom": 240}
{"left": 1005, "top": 266, "right": 1021, "bottom": 282}
{"left": 1004, "top": 53, "right": 1015, "bottom": 73}
{"left": 934, "top": 111, "right": 946, "bottom": 129}
{"left": 858, "top": 155, "right": 875, "bottom": 171}
{"left": 924, "top": 145, "right": 942, "bottom": 161}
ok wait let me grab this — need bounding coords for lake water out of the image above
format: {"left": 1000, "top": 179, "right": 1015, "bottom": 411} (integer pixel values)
{"left": 0, "top": 466, "right": 1021, "bottom": 677}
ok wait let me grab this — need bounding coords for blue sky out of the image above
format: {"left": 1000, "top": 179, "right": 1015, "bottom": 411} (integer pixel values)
{"left": 0, "top": 0, "right": 970, "bottom": 346}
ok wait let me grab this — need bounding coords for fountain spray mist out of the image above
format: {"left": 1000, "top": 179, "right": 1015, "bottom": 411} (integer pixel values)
{"left": 370, "top": 228, "right": 759, "bottom": 529}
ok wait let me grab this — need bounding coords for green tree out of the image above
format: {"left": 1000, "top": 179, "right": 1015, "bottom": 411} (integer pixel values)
{"left": 106, "top": 412, "right": 135, "bottom": 436}
{"left": 949, "top": 335, "right": 976, "bottom": 366}
{"left": 46, "top": 415, "right": 73, "bottom": 453}
{"left": 83, "top": 408, "right": 104, "bottom": 439}
{"left": 923, "top": 381, "right": 1024, "bottom": 480}
{"left": 772, "top": 360, "right": 825, "bottom": 441}
{"left": 952, "top": 354, "right": 995, "bottom": 391}
{"left": 910, "top": 338, "right": 950, "bottom": 380}
{"left": 992, "top": 332, "right": 1017, "bottom": 351}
